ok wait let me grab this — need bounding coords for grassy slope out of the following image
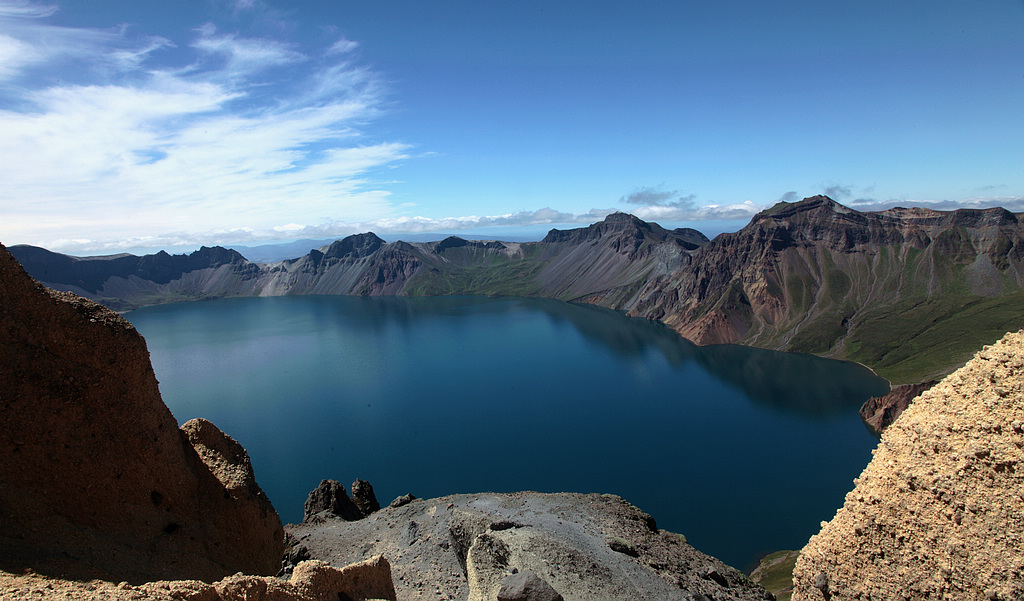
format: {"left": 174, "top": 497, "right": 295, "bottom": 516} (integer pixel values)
{"left": 724, "top": 238, "right": 1024, "bottom": 384}
{"left": 402, "top": 248, "right": 550, "bottom": 297}
{"left": 749, "top": 550, "right": 798, "bottom": 601}
{"left": 845, "top": 291, "right": 1024, "bottom": 384}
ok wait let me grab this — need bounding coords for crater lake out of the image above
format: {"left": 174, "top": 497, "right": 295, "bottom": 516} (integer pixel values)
{"left": 126, "top": 295, "right": 889, "bottom": 571}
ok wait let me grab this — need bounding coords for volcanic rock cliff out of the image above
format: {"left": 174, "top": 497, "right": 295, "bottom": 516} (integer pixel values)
{"left": 859, "top": 381, "right": 938, "bottom": 435}
{"left": 626, "top": 196, "right": 1024, "bottom": 383}
{"left": 792, "top": 330, "right": 1024, "bottom": 600}
{"left": 0, "top": 243, "right": 283, "bottom": 583}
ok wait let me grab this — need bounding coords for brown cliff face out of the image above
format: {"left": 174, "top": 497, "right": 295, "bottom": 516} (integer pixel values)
{"left": 859, "top": 381, "right": 938, "bottom": 435}
{"left": 792, "top": 330, "right": 1024, "bottom": 600}
{"left": 0, "top": 244, "right": 283, "bottom": 583}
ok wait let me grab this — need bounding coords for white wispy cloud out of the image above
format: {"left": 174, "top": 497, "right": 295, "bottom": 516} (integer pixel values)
{"left": 630, "top": 201, "right": 765, "bottom": 222}
{"left": 0, "top": 0, "right": 409, "bottom": 251}
{"left": 45, "top": 207, "right": 621, "bottom": 254}
{"left": 847, "top": 196, "right": 1024, "bottom": 213}
{"left": 0, "top": 1, "right": 56, "bottom": 19}
{"left": 190, "top": 23, "right": 305, "bottom": 79}
{"left": 618, "top": 185, "right": 765, "bottom": 221}
{"left": 328, "top": 38, "right": 359, "bottom": 55}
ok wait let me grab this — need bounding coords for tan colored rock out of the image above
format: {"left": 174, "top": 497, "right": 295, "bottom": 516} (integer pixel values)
{"left": 466, "top": 532, "right": 513, "bottom": 601}
{"left": 0, "top": 244, "right": 282, "bottom": 583}
{"left": 0, "top": 556, "right": 396, "bottom": 600}
{"left": 793, "top": 330, "right": 1024, "bottom": 600}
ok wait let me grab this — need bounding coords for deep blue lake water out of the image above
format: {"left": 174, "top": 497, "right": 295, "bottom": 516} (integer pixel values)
{"left": 126, "top": 295, "right": 888, "bottom": 571}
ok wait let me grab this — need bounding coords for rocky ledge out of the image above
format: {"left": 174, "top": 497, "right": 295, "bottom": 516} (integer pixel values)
{"left": 286, "top": 489, "right": 772, "bottom": 601}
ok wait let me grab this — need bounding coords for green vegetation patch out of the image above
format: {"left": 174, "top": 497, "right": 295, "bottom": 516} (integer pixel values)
{"left": 825, "top": 265, "right": 852, "bottom": 302}
{"left": 404, "top": 255, "right": 549, "bottom": 297}
{"left": 750, "top": 549, "right": 798, "bottom": 601}
{"left": 787, "top": 307, "right": 852, "bottom": 355}
{"left": 785, "top": 272, "right": 813, "bottom": 315}
{"left": 846, "top": 290, "right": 1024, "bottom": 384}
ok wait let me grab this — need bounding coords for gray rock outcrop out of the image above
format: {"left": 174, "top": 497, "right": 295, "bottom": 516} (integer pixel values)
{"left": 497, "top": 570, "right": 564, "bottom": 601}
{"left": 352, "top": 478, "right": 381, "bottom": 516}
{"left": 288, "top": 491, "right": 773, "bottom": 601}
{"left": 389, "top": 493, "right": 417, "bottom": 508}
{"left": 303, "top": 479, "right": 363, "bottom": 523}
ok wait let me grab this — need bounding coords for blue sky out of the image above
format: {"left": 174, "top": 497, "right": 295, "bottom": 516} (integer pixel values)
{"left": 1, "top": 0, "right": 1023, "bottom": 254}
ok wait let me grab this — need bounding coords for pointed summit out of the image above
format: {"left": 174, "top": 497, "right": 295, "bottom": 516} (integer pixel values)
{"left": 757, "top": 195, "right": 853, "bottom": 220}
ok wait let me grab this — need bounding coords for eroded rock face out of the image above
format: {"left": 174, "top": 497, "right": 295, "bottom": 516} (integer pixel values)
{"left": 0, "top": 244, "right": 283, "bottom": 583}
{"left": 626, "top": 196, "right": 1024, "bottom": 381}
{"left": 859, "top": 381, "right": 938, "bottom": 434}
{"left": 351, "top": 478, "right": 381, "bottom": 517}
{"left": 793, "top": 330, "right": 1024, "bottom": 600}
{"left": 303, "top": 479, "right": 363, "bottom": 522}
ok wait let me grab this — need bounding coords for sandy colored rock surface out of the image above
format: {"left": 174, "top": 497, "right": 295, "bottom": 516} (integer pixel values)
{"left": 0, "top": 556, "right": 395, "bottom": 600}
{"left": 287, "top": 491, "right": 773, "bottom": 601}
{"left": 793, "top": 330, "right": 1024, "bottom": 600}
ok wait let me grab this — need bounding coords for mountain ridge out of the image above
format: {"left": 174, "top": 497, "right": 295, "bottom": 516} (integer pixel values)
{"left": 10, "top": 197, "right": 1024, "bottom": 383}
{"left": 626, "top": 196, "right": 1024, "bottom": 382}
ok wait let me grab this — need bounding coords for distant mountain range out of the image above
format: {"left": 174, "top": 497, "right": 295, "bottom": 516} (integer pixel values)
{"left": 10, "top": 195, "right": 1024, "bottom": 384}
{"left": 230, "top": 233, "right": 543, "bottom": 263}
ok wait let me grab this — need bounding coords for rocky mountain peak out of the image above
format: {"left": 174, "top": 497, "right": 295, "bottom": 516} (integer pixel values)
{"left": 323, "top": 232, "right": 385, "bottom": 260}
{"left": 191, "top": 245, "right": 248, "bottom": 266}
{"left": 541, "top": 212, "right": 668, "bottom": 245}
{"left": 602, "top": 211, "right": 643, "bottom": 224}
{"left": 755, "top": 195, "right": 854, "bottom": 222}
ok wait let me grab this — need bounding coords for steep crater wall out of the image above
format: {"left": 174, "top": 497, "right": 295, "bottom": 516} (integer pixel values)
{"left": 0, "top": 243, "right": 283, "bottom": 583}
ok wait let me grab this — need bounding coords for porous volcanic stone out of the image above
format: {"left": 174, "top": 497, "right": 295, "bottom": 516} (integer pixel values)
{"left": 794, "top": 330, "right": 1024, "bottom": 600}
{"left": 352, "top": 478, "right": 381, "bottom": 516}
{"left": 303, "top": 479, "right": 363, "bottom": 522}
